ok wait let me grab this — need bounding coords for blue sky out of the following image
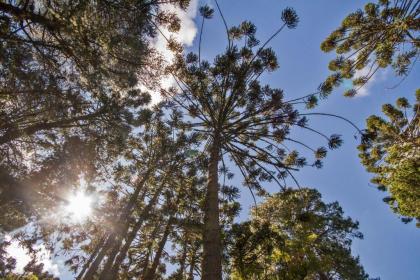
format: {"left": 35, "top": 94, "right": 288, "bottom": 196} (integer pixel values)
{"left": 195, "top": 1, "right": 419, "bottom": 279}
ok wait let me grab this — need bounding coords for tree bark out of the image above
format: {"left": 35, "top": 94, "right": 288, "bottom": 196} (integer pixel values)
{"left": 201, "top": 134, "right": 222, "bottom": 280}
{"left": 143, "top": 215, "right": 174, "bottom": 280}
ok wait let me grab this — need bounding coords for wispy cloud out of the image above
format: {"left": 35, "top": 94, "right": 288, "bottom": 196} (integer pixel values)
{"left": 353, "top": 67, "right": 388, "bottom": 97}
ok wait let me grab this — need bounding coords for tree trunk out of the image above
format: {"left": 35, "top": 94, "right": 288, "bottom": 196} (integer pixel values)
{"left": 76, "top": 237, "right": 105, "bottom": 280}
{"left": 188, "top": 244, "right": 198, "bottom": 280}
{"left": 102, "top": 183, "right": 165, "bottom": 280}
{"left": 97, "top": 184, "right": 150, "bottom": 277}
{"left": 83, "top": 170, "right": 153, "bottom": 279}
{"left": 143, "top": 216, "right": 174, "bottom": 280}
{"left": 201, "top": 134, "right": 222, "bottom": 280}
{"left": 82, "top": 234, "right": 115, "bottom": 280}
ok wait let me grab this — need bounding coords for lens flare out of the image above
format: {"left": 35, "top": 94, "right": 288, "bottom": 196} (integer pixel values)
{"left": 65, "top": 192, "right": 92, "bottom": 222}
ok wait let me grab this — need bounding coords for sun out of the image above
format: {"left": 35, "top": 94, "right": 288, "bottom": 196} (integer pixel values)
{"left": 65, "top": 191, "right": 93, "bottom": 222}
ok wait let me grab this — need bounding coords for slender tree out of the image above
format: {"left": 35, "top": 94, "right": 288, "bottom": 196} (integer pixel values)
{"left": 161, "top": 4, "right": 348, "bottom": 279}
{"left": 66, "top": 106, "right": 200, "bottom": 279}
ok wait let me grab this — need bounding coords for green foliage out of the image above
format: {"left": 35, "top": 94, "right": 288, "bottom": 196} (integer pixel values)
{"left": 199, "top": 5, "right": 214, "bottom": 19}
{"left": 167, "top": 9, "right": 340, "bottom": 195}
{"left": 53, "top": 106, "right": 212, "bottom": 279}
{"left": 359, "top": 90, "right": 420, "bottom": 225}
{"left": 0, "top": 0, "right": 188, "bottom": 232}
{"left": 0, "top": 3, "right": 385, "bottom": 279}
{"left": 320, "top": 0, "right": 419, "bottom": 97}
{"left": 228, "top": 188, "right": 370, "bottom": 280}
{"left": 165, "top": 6, "right": 346, "bottom": 278}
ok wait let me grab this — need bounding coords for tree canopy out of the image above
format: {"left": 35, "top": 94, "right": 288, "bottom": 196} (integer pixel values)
{"left": 359, "top": 89, "right": 419, "bottom": 226}
{"left": 0, "top": 1, "right": 418, "bottom": 279}
{"left": 228, "top": 188, "right": 370, "bottom": 280}
{"left": 320, "top": 0, "right": 419, "bottom": 97}
{"left": 0, "top": 0, "right": 188, "bottom": 232}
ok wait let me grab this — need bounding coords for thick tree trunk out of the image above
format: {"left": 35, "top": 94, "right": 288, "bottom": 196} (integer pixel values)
{"left": 201, "top": 134, "right": 222, "bottom": 280}
{"left": 143, "top": 216, "right": 174, "bottom": 280}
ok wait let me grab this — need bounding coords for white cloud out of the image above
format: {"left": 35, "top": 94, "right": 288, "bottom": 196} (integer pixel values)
{"left": 4, "top": 235, "right": 60, "bottom": 277}
{"left": 153, "top": 0, "right": 198, "bottom": 61}
{"left": 149, "top": 0, "right": 199, "bottom": 104}
{"left": 353, "top": 67, "right": 388, "bottom": 97}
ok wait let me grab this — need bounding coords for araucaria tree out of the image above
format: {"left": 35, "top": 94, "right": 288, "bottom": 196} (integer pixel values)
{"left": 164, "top": 5, "right": 344, "bottom": 279}
{"left": 320, "top": 0, "right": 419, "bottom": 97}
{"left": 0, "top": 2, "right": 389, "bottom": 279}
{"left": 359, "top": 90, "right": 420, "bottom": 226}
{"left": 319, "top": 0, "right": 420, "bottom": 226}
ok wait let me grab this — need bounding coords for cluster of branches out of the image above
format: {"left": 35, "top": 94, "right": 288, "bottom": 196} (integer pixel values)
{"left": 0, "top": 0, "right": 190, "bottom": 231}
{"left": 319, "top": 0, "right": 419, "bottom": 98}
{"left": 359, "top": 90, "right": 419, "bottom": 225}
{"left": 318, "top": 0, "right": 420, "bottom": 227}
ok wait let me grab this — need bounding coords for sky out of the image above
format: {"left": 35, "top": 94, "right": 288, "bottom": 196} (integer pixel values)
{"left": 199, "top": 1, "right": 419, "bottom": 280}
{"left": 5, "top": 1, "right": 419, "bottom": 279}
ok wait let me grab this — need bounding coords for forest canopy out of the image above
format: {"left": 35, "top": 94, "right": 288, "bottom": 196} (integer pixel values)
{"left": 0, "top": 0, "right": 418, "bottom": 279}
